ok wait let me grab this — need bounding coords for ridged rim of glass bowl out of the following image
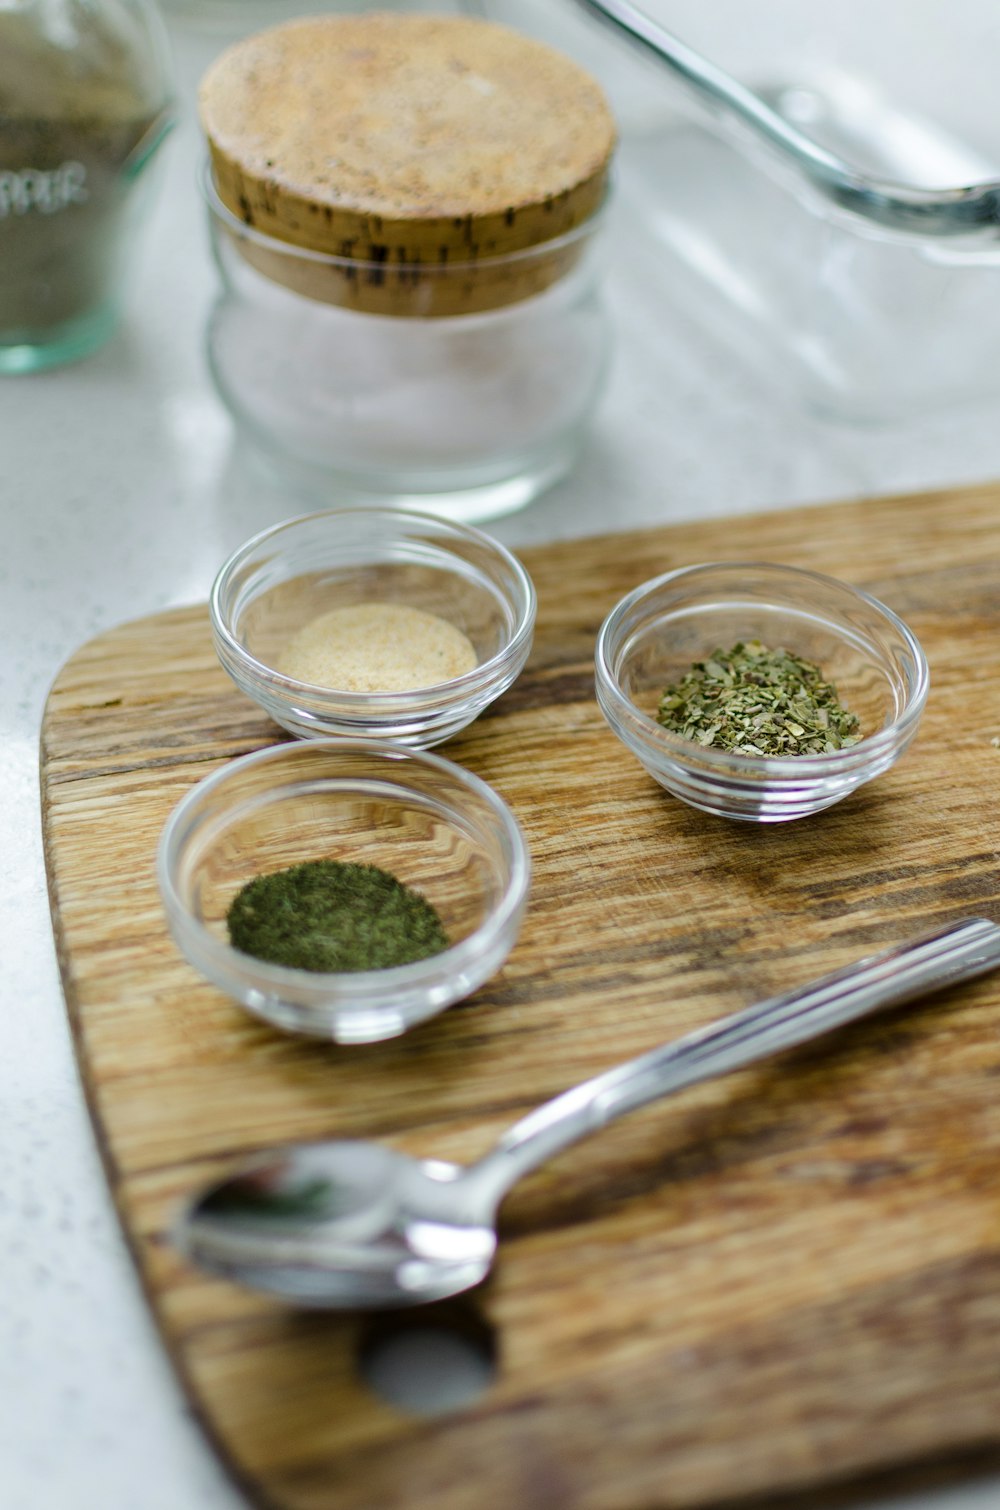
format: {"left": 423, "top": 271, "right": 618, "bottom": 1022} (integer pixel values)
{"left": 209, "top": 505, "right": 537, "bottom": 715}
{"left": 594, "top": 560, "right": 930, "bottom": 782}
{"left": 202, "top": 160, "right": 608, "bottom": 274}
{"left": 156, "top": 738, "right": 531, "bottom": 1009}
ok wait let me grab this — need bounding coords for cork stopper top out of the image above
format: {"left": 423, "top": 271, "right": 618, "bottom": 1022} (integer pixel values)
{"left": 199, "top": 11, "right": 616, "bottom": 262}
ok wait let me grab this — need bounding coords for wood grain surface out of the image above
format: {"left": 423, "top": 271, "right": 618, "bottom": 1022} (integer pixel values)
{"left": 40, "top": 484, "right": 1000, "bottom": 1510}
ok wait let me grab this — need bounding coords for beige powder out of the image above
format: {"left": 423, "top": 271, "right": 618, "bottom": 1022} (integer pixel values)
{"left": 279, "top": 602, "right": 477, "bottom": 693}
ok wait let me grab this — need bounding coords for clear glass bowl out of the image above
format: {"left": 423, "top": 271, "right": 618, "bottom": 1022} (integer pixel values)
{"left": 210, "top": 506, "right": 536, "bottom": 748}
{"left": 485, "top": 0, "right": 1000, "bottom": 420}
{"left": 594, "top": 561, "right": 929, "bottom": 822}
{"left": 202, "top": 166, "right": 610, "bottom": 522}
{"left": 157, "top": 739, "right": 530, "bottom": 1042}
{"left": 617, "top": 81, "right": 1000, "bottom": 421}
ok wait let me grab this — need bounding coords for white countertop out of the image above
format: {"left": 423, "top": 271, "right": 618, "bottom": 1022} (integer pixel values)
{"left": 6, "top": 4, "right": 1000, "bottom": 1507}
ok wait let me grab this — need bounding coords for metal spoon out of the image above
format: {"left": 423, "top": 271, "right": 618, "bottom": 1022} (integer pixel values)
{"left": 176, "top": 916, "right": 1000, "bottom": 1308}
{"left": 571, "top": 0, "right": 1000, "bottom": 242}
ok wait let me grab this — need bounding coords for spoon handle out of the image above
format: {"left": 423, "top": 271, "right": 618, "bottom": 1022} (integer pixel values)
{"left": 471, "top": 917, "right": 1000, "bottom": 1203}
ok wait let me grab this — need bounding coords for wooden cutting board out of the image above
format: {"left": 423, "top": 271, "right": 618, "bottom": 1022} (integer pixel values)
{"left": 41, "top": 484, "right": 1000, "bottom": 1510}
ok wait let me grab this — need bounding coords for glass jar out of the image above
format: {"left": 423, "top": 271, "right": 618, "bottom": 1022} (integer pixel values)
{"left": 198, "top": 10, "right": 615, "bottom": 522}
{"left": 204, "top": 173, "right": 609, "bottom": 523}
{"left": 0, "top": 0, "right": 173, "bottom": 373}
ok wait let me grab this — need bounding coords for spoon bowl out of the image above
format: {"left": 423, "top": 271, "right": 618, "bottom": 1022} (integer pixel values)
{"left": 180, "top": 1144, "right": 497, "bottom": 1307}
{"left": 176, "top": 917, "right": 1000, "bottom": 1308}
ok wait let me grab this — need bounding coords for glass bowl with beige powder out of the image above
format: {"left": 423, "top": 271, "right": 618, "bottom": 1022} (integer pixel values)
{"left": 210, "top": 507, "right": 536, "bottom": 747}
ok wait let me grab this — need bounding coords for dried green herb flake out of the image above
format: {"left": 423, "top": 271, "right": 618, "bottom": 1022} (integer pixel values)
{"left": 655, "top": 640, "right": 860, "bottom": 757}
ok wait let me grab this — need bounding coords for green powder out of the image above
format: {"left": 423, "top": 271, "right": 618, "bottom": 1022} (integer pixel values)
{"left": 226, "top": 859, "right": 450, "bottom": 973}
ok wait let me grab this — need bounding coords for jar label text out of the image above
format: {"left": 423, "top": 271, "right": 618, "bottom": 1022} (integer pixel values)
{"left": 0, "top": 162, "right": 89, "bottom": 219}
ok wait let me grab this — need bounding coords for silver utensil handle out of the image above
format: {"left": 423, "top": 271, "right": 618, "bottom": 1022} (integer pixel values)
{"left": 472, "top": 918, "right": 1000, "bottom": 1203}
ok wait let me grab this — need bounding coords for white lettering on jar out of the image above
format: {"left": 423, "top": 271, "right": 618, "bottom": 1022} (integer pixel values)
{"left": 0, "top": 161, "right": 89, "bottom": 218}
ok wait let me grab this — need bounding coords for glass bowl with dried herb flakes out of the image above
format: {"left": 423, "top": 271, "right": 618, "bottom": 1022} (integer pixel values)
{"left": 595, "top": 562, "right": 928, "bottom": 822}
{"left": 157, "top": 739, "right": 530, "bottom": 1041}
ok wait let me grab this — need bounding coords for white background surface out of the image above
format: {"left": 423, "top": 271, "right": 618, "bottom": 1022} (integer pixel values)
{"left": 6, "top": 3, "right": 1000, "bottom": 1507}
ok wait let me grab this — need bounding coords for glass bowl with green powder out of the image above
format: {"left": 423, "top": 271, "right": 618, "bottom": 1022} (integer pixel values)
{"left": 595, "top": 562, "right": 928, "bottom": 822}
{"left": 210, "top": 507, "right": 535, "bottom": 749}
{"left": 157, "top": 738, "right": 530, "bottom": 1042}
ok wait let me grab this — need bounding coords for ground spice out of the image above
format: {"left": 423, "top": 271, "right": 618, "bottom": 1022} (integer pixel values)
{"left": 226, "top": 859, "right": 450, "bottom": 972}
{"left": 278, "top": 602, "right": 477, "bottom": 693}
{"left": 656, "top": 639, "right": 861, "bottom": 756}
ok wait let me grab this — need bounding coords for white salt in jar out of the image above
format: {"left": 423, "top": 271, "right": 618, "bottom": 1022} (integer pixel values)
{"left": 199, "top": 11, "right": 616, "bottom": 521}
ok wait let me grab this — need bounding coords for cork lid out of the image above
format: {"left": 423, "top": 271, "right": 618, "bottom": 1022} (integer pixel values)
{"left": 199, "top": 11, "right": 616, "bottom": 315}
